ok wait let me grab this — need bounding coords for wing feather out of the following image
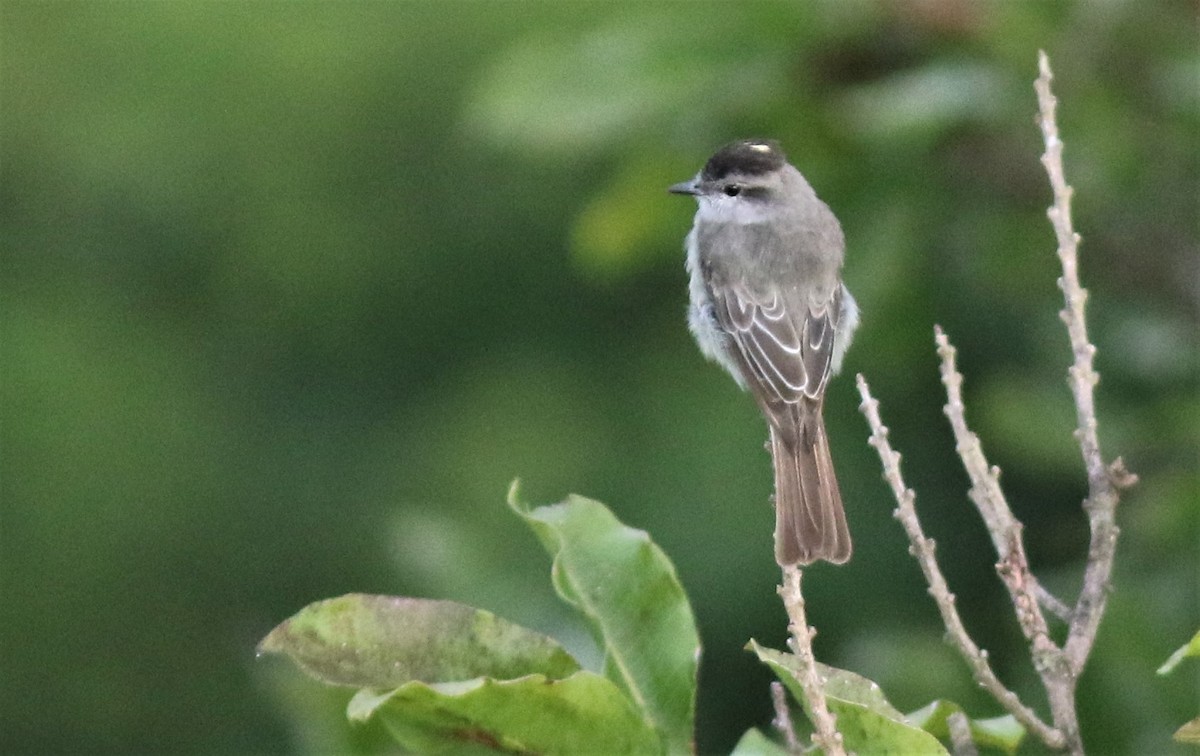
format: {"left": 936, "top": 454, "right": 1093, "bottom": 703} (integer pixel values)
{"left": 712, "top": 283, "right": 841, "bottom": 417}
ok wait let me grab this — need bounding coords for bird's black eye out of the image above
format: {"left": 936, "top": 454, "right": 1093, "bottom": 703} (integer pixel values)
{"left": 723, "top": 184, "right": 741, "bottom": 197}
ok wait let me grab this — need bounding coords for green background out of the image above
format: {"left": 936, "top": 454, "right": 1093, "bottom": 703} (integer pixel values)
{"left": 2, "top": 1, "right": 1196, "bottom": 753}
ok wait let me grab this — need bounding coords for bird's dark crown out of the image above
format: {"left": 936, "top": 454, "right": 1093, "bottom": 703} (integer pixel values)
{"left": 701, "top": 139, "right": 787, "bottom": 181}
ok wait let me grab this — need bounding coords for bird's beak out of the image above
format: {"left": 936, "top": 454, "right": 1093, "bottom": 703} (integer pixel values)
{"left": 668, "top": 178, "right": 700, "bottom": 196}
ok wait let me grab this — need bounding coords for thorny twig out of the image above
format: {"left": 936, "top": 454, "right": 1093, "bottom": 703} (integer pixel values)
{"left": 778, "top": 566, "right": 846, "bottom": 756}
{"left": 935, "top": 327, "right": 1077, "bottom": 747}
{"left": 855, "top": 374, "right": 1065, "bottom": 749}
{"left": 935, "top": 329, "right": 1061, "bottom": 671}
{"left": 770, "top": 682, "right": 800, "bottom": 754}
{"left": 853, "top": 52, "right": 1137, "bottom": 755}
{"left": 948, "top": 710, "right": 979, "bottom": 756}
{"left": 1035, "top": 50, "right": 1139, "bottom": 680}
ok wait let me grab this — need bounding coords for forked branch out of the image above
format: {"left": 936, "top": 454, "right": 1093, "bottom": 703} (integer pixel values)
{"left": 854, "top": 52, "right": 1136, "bottom": 755}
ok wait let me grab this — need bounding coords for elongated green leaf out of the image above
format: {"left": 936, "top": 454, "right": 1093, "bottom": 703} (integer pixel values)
{"left": 730, "top": 728, "right": 791, "bottom": 756}
{"left": 1157, "top": 629, "right": 1200, "bottom": 675}
{"left": 508, "top": 483, "right": 699, "bottom": 754}
{"left": 258, "top": 594, "right": 580, "bottom": 688}
{"left": 348, "top": 671, "right": 659, "bottom": 754}
{"left": 906, "top": 700, "right": 1024, "bottom": 753}
{"left": 749, "top": 640, "right": 948, "bottom": 755}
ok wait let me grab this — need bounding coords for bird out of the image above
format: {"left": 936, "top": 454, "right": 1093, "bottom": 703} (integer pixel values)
{"left": 670, "top": 139, "right": 858, "bottom": 566}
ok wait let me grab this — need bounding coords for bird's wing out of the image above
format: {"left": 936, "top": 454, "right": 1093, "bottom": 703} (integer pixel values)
{"left": 711, "top": 282, "right": 840, "bottom": 423}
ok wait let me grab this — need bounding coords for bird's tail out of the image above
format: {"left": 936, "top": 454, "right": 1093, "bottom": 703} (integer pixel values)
{"left": 770, "top": 410, "right": 851, "bottom": 566}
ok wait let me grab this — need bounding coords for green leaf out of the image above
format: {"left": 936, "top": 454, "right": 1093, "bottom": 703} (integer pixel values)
{"left": 840, "top": 62, "right": 1012, "bottom": 145}
{"left": 508, "top": 482, "right": 699, "bottom": 754}
{"left": 1175, "top": 716, "right": 1200, "bottom": 745}
{"left": 748, "top": 640, "right": 948, "bottom": 755}
{"left": 569, "top": 152, "right": 684, "bottom": 282}
{"left": 257, "top": 661, "right": 397, "bottom": 755}
{"left": 1157, "top": 629, "right": 1200, "bottom": 675}
{"left": 461, "top": 14, "right": 789, "bottom": 155}
{"left": 258, "top": 593, "right": 581, "bottom": 688}
{"left": 730, "top": 728, "right": 791, "bottom": 756}
{"left": 907, "top": 700, "right": 1025, "bottom": 753}
{"left": 348, "top": 671, "right": 659, "bottom": 754}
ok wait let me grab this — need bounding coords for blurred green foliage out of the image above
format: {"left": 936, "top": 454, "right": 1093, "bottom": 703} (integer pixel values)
{"left": 2, "top": 1, "right": 1196, "bottom": 753}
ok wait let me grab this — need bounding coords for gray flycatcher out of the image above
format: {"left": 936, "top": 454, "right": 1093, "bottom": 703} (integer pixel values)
{"left": 670, "top": 139, "right": 858, "bottom": 566}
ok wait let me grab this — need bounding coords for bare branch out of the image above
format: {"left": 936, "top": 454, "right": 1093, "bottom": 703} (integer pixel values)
{"left": 935, "top": 328, "right": 1059, "bottom": 670}
{"left": 1035, "top": 583, "right": 1074, "bottom": 624}
{"left": 778, "top": 566, "right": 846, "bottom": 756}
{"left": 947, "top": 711, "right": 978, "bottom": 756}
{"left": 855, "top": 374, "right": 1064, "bottom": 749}
{"left": 1035, "top": 50, "right": 1102, "bottom": 491}
{"left": 1035, "top": 49, "right": 1136, "bottom": 679}
{"left": 850, "top": 53, "right": 1133, "bottom": 756}
{"left": 770, "top": 681, "right": 800, "bottom": 754}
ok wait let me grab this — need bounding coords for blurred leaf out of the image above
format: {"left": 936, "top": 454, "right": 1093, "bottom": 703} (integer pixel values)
{"left": 749, "top": 640, "right": 948, "bottom": 755}
{"left": 508, "top": 483, "right": 699, "bottom": 754}
{"left": 841, "top": 62, "right": 1012, "bottom": 145}
{"left": 257, "top": 661, "right": 397, "bottom": 756}
{"left": 1175, "top": 716, "right": 1200, "bottom": 745}
{"left": 258, "top": 594, "right": 580, "bottom": 688}
{"left": 974, "top": 372, "right": 1081, "bottom": 474}
{"left": 348, "top": 672, "right": 658, "bottom": 754}
{"left": 1108, "top": 308, "right": 1198, "bottom": 383}
{"left": 1158, "top": 56, "right": 1200, "bottom": 116}
{"left": 907, "top": 700, "right": 1025, "bottom": 753}
{"left": 730, "top": 727, "right": 790, "bottom": 756}
{"left": 1157, "top": 629, "right": 1200, "bottom": 676}
{"left": 462, "top": 10, "right": 788, "bottom": 154}
{"left": 570, "top": 152, "right": 687, "bottom": 281}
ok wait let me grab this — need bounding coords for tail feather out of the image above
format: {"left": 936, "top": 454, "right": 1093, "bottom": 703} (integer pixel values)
{"left": 770, "top": 409, "right": 851, "bottom": 566}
